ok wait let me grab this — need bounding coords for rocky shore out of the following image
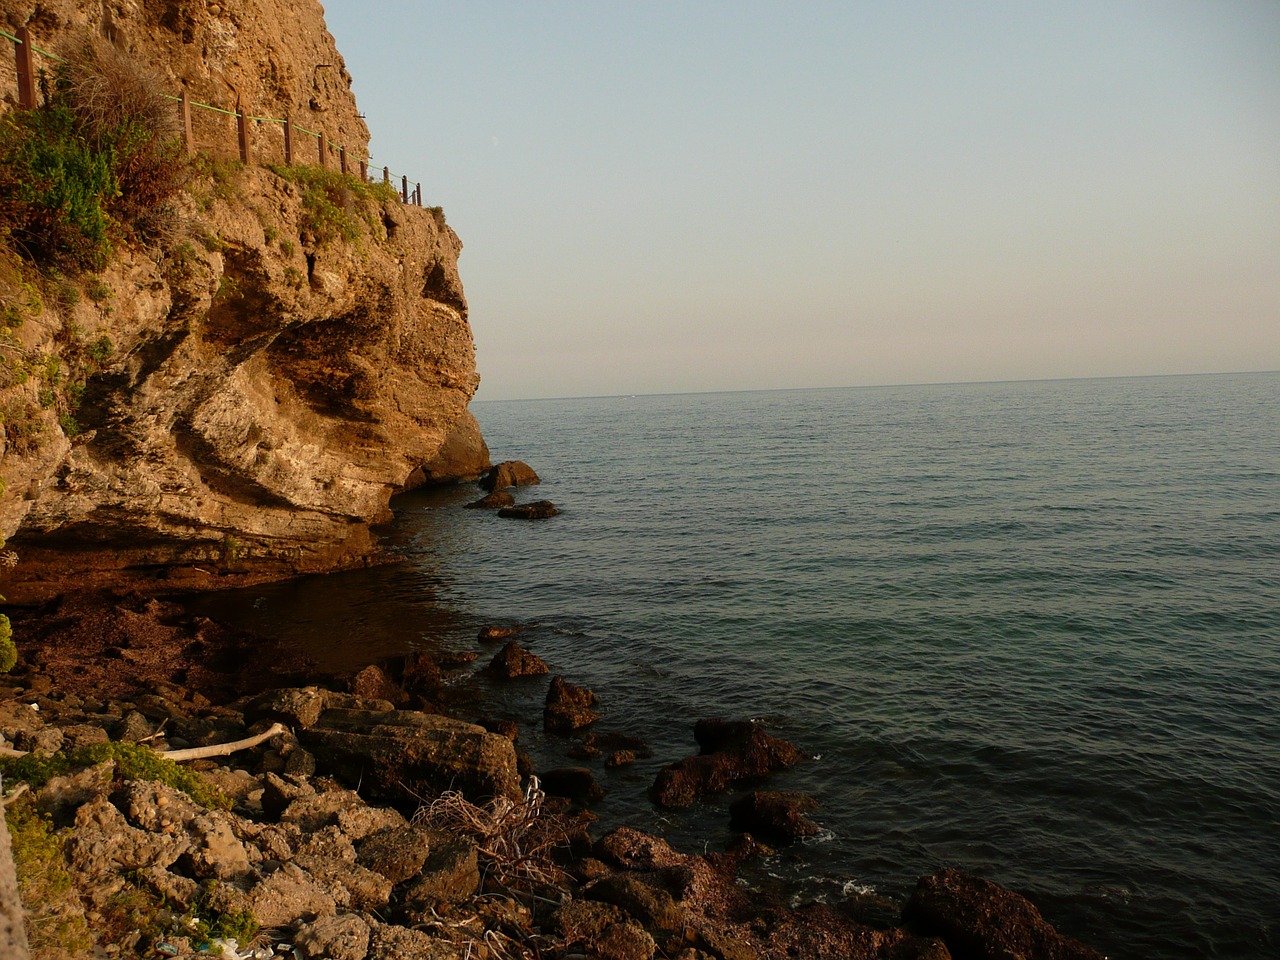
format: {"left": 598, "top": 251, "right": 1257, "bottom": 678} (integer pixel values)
{"left": 0, "top": 587, "right": 1108, "bottom": 960}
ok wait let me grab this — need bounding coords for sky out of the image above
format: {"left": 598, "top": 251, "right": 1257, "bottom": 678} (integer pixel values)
{"left": 321, "top": 1, "right": 1280, "bottom": 401}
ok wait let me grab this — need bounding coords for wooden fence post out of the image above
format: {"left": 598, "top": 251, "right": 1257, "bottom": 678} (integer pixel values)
{"left": 318, "top": 131, "right": 327, "bottom": 167}
{"left": 179, "top": 89, "right": 195, "bottom": 155}
{"left": 415, "top": 183, "right": 421, "bottom": 206}
{"left": 14, "top": 26, "right": 36, "bottom": 109}
{"left": 236, "top": 97, "right": 251, "bottom": 164}
{"left": 339, "top": 145, "right": 348, "bottom": 175}
{"left": 383, "top": 166, "right": 389, "bottom": 184}
{"left": 283, "top": 116, "right": 293, "bottom": 165}
{"left": 401, "top": 175, "right": 408, "bottom": 204}
{"left": 359, "top": 159, "right": 367, "bottom": 181}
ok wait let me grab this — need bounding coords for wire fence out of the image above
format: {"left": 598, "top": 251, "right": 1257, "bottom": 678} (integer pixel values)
{"left": 2, "top": 24, "right": 427, "bottom": 206}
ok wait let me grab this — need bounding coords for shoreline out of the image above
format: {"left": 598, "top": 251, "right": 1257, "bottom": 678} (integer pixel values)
{"left": 0, "top": 586, "right": 1109, "bottom": 960}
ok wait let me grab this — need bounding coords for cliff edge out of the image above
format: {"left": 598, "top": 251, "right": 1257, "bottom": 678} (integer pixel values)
{"left": 0, "top": 1, "right": 489, "bottom": 601}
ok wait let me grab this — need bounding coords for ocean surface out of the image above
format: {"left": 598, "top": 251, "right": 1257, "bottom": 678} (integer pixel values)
{"left": 206, "top": 373, "right": 1280, "bottom": 959}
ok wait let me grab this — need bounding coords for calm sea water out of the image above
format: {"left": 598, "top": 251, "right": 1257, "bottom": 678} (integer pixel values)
{"left": 208, "top": 373, "right": 1280, "bottom": 959}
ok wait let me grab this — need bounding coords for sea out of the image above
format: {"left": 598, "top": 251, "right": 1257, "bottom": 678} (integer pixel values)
{"left": 204, "top": 372, "right": 1280, "bottom": 959}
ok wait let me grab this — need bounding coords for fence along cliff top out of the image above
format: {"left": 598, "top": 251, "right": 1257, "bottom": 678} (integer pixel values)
{"left": 4, "top": 23, "right": 426, "bottom": 207}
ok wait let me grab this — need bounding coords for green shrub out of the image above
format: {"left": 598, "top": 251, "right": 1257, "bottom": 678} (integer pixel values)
{"left": 0, "top": 613, "right": 15, "bottom": 672}
{"left": 5, "top": 797, "right": 94, "bottom": 955}
{"left": 268, "top": 163, "right": 399, "bottom": 245}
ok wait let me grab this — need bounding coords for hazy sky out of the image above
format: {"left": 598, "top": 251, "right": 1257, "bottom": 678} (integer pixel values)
{"left": 322, "top": 1, "right": 1280, "bottom": 401}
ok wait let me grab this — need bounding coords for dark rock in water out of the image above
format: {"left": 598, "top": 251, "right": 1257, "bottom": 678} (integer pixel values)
{"left": 651, "top": 719, "right": 807, "bottom": 808}
{"left": 300, "top": 707, "right": 522, "bottom": 804}
{"left": 498, "top": 500, "right": 560, "bottom": 519}
{"left": 350, "top": 665, "right": 408, "bottom": 706}
{"left": 480, "top": 459, "right": 541, "bottom": 492}
{"left": 396, "top": 653, "right": 442, "bottom": 697}
{"left": 542, "top": 766, "right": 606, "bottom": 804}
{"left": 477, "top": 624, "right": 523, "bottom": 643}
{"left": 464, "top": 490, "right": 515, "bottom": 510}
{"left": 480, "top": 717, "right": 520, "bottom": 742}
{"left": 606, "top": 750, "right": 637, "bottom": 768}
{"left": 586, "top": 873, "right": 686, "bottom": 933}
{"left": 545, "top": 675, "right": 600, "bottom": 733}
{"left": 903, "top": 868, "right": 1106, "bottom": 960}
{"left": 728, "top": 790, "right": 822, "bottom": 843}
{"left": 487, "top": 640, "right": 550, "bottom": 679}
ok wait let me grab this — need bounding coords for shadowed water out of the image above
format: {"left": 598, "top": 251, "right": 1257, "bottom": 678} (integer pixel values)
{"left": 202, "top": 373, "right": 1280, "bottom": 959}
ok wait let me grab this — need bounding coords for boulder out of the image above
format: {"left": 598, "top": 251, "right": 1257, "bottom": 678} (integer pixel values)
{"left": 544, "top": 675, "right": 601, "bottom": 733}
{"left": 498, "top": 500, "right": 560, "bottom": 519}
{"left": 411, "top": 410, "right": 491, "bottom": 485}
{"left": 728, "top": 791, "right": 822, "bottom": 843}
{"left": 651, "top": 720, "right": 806, "bottom": 808}
{"left": 480, "top": 460, "right": 541, "bottom": 492}
{"left": 400, "top": 832, "right": 480, "bottom": 905}
{"left": 464, "top": 491, "right": 515, "bottom": 510}
{"left": 245, "top": 862, "right": 338, "bottom": 928}
{"left": 357, "top": 825, "right": 433, "bottom": 883}
{"left": 300, "top": 707, "right": 522, "bottom": 803}
{"left": 350, "top": 665, "right": 408, "bottom": 705}
{"left": 902, "top": 868, "right": 1105, "bottom": 960}
{"left": 367, "top": 922, "right": 465, "bottom": 960}
{"left": 246, "top": 687, "right": 328, "bottom": 730}
{"left": 487, "top": 641, "right": 549, "bottom": 679}
{"left": 586, "top": 874, "right": 686, "bottom": 933}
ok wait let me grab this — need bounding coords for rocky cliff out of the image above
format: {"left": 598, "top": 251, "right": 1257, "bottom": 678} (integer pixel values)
{"left": 0, "top": 1, "right": 489, "bottom": 601}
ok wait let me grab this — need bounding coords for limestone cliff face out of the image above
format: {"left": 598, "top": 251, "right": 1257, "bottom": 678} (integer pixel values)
{"left": 0, "top": 2, "right": 489, "bottom": 600}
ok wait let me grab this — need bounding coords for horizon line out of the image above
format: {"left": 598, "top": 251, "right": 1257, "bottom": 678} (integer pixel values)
{"left": 471, "top": 367, "right": 1279, "bottom": 404}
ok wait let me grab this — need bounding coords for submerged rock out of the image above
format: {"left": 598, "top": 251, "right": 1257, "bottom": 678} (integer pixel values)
{"left": 728, "top": 790, "right": 822, "bottom": 843}
{"left": 498, "top": 500, "right": 560, "bottom": 519}
{"left": 487, "top": 640, "right": 549, "bottom": 679}
{"left": 650, "top": 719, "right": 806, "bottom": 808}
{"left": 464, "top": 490, "right": 515, "bottom": 510}
{"left": 545, "top": 675, "right": 601, "bottom": 733}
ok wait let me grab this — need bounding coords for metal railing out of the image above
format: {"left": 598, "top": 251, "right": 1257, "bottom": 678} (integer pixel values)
{"left": 3, "top": 24, "right": 426, "bottom": 206}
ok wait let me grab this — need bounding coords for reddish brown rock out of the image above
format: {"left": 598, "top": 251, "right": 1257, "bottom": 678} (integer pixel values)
{"left": 728, "top": 790, "right": 822, "bottom": 843}
{"left": 902, "top": 868, "right": 1105, "bottom": 960}
{"left": 650, "top": 719, "right": 807, "bottom": 808}
{"left": 486, "top": 640, "right": 549, "bottom": 679}
{"left": 410, "top": 409, "right": 491, "bottom": 485}
{"left": 480, "top": 460, "right": 541, "bottom": 492}
{"left": 545, "top": 675, "right": 601, "bottom": 733}
{"left": 542, "top": 766, "right": 606, "bottom": 805}
{"left": 477, "top": 624, "right": 523, "bottom": 642}
{"left": 350, "top": 665, "right": 408, "bottom": 706}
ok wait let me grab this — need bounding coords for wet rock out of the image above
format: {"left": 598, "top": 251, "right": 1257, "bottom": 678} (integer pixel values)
{"left": 480, "top": 460, "right": 541, "bottom": 492}
{"left": 300, "top": 708, "right": 522, "bottom": 804}
{"left": 487, "top": 641, "right": 549, "bottom": 679}
{"left": 607, "top": 750, "right": 639, "bottom": 768}
{"left": 545, "top": 675, "right": 600, "bottom": 733}
{"left": 902, "top": 868, "right": 1105, "bottom": 960}
{"left": 400, "top": 832, "right": 480, "bottom": 905}
{"left": 651, "top": 720, "right": 806, "bottom": 808}
{"left": 464, "top": 490, "right": 515, "bottom": 510}
{"left": 478, "top": 624, "right": 523, "bottom": 642}
{"left": 246, "top": 862, "right": 338, "bottom": 928}
{"left": 542, "top": 766, "right": 606, "bottom": 804}
{"left": 295, "top": 912, "right": 372, "bottom": 960}
{"left": 550, "top": 898, "right": 624, "bottom": 944}
{"left": 481, "top": 718, "right": 520, "bottom": 741}
{"left": 399, "top": 652, "right": 443, "bottom": 696}
{"left": 351, "top": 664, "right": 409, "bottom": 705}
{"left": 596, "top": 828, "right": 686, "bottom": 871}
{"left": 727, "top": 791, "right": 822, "bottom": 843}
{"left": 357, "top": 825, "right": 433, "bottom": 883}
{"left": 498, "top": 500, "right": 560, "bottom": 519}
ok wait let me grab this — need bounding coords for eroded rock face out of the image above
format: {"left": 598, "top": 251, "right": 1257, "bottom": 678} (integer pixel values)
{"left": 0, "top": 2, "right": 484, "bottom": 601}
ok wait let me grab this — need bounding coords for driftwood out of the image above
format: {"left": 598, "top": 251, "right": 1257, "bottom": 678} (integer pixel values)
{"left": 0, "top": 722, "right": 287, "bottom": 762}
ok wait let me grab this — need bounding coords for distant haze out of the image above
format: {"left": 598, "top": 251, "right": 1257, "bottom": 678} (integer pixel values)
{"left": 324, "top": 1, "right": 1280, "bottom": 401}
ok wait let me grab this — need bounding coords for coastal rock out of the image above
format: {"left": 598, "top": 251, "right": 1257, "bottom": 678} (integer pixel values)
{"left": 487, "top": 640, "right": 549, "bottom": 679}
{"left": 401, "top": 832, "right": 481, "bottom": 905}
{"left": 246, "top": 862, "right": 338, "bottom": 929}
{"left": 410, "top": 410, "right": 492, "bottom": 485}
{"left": 480, "top": 460, "right": 541, "bottom": 492}
{"left": 295, "top": 913, "right": 372, "bottom": 960}
{"left": 902, "top": 868, "right": 1105, "bottom": 960}
{"left": 728, "top": 791, "right": 822, "bottom": 843}
{"left": 542, "top": 766, "right": 606, "bottom": 804}
{"left": 499, "top": 500, "right": 561, "bottom": 519}
{"left": 478, "top": 624, "right": 524, "bottom": 642}
{"left": 300, "top": 707, "right": 522, "bottom": 803}
{"left": 586, "top": 874, "right": 686, "bottom": 933}
{"left": 357, "top": 825, "right": 433, "bottom": 883}
{"left": 464, "top": 491, "right": 515, "bottom": 510}
{"left": 351, "top": 664, "right": 409, "bottom": 705}
{"left": 651, "top": 719, "right": 807, "bottom": 808}
{"left": 246, "top": 687, "right": 328, "bottom": 730}
{"left": 367, "top": 922, "right": 466, "bottom": 960}
{"left": 545, "top": 675, "right": 601, "bottom": 733}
